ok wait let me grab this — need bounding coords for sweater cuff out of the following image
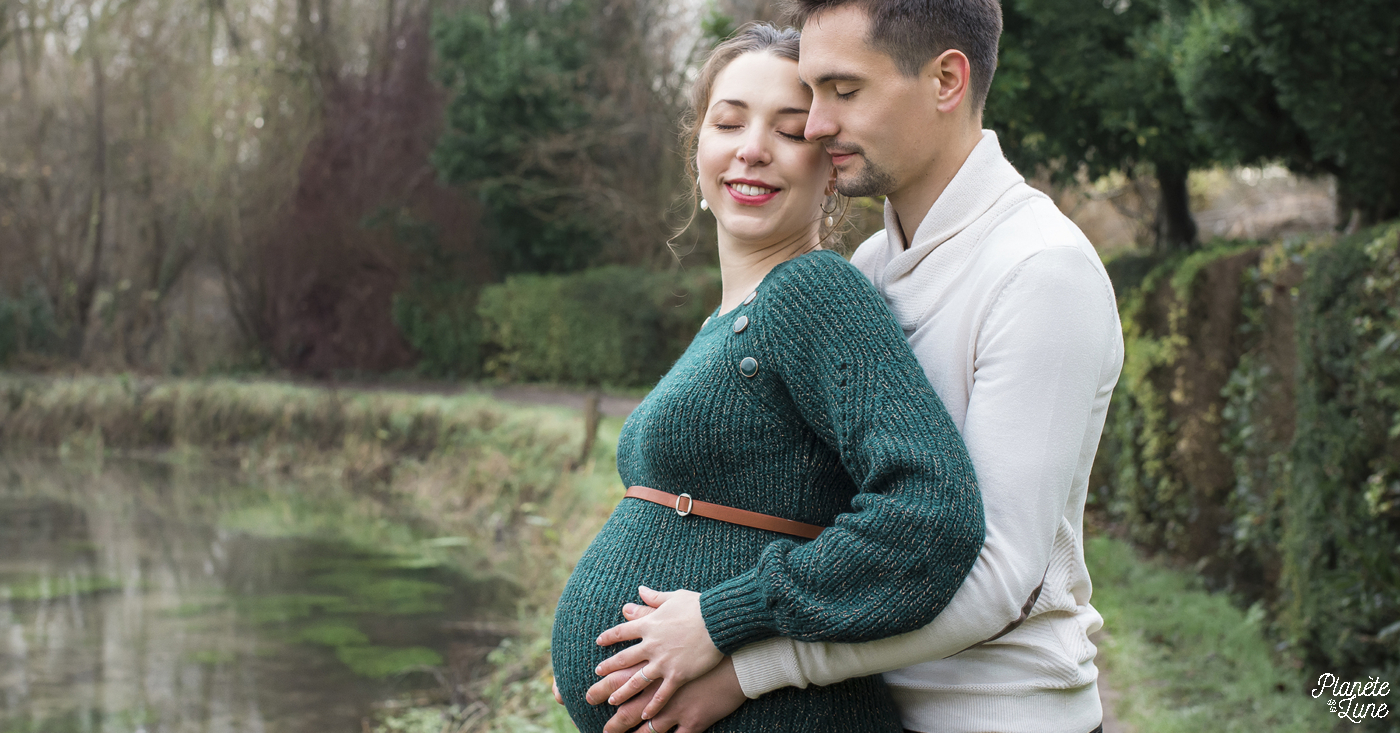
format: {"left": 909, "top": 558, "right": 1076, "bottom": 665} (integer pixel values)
{"left": 699, "top": 570, "right": 777, "bottom": 654}
{"left": 732, "top": 637, "right": 808, "bottom": 698}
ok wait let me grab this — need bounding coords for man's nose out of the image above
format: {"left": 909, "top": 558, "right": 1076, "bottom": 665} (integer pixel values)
{"left": 805, "top": 98, "right": 838, "bottom": 141}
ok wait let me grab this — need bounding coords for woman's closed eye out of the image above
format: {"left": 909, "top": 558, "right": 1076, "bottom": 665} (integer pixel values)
{"left": 710, "top": 122, "right": 808, "bottom": 142}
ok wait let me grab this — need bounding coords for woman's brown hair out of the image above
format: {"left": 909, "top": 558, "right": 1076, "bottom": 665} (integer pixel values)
{"left": 671, "top": 23, "right": 850, "bottom": 253}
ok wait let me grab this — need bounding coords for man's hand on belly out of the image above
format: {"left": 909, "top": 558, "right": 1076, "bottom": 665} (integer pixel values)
{"left": 593, "top": 587, "right": 723, "bottom": 720}
{"left": 593, "top": 657, "right": 747, "bottom": 733}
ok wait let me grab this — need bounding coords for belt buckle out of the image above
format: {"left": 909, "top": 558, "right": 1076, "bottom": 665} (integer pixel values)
{"left": 674, "top": 492, "right": 694, "bottom": 517}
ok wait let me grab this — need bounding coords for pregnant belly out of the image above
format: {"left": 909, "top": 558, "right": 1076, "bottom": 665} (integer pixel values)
{"left": 550, "top": 500, "right": 905, "bottom": 733}
{"left": 551, "top": 500, "right": 780, "bottom": 695}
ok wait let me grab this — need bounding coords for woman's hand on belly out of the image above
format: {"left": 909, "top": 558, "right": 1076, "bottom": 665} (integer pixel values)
{"left": 596, "top": 657, "right": 747, "bottom": 733}
{"left": 594, "top": 586, "right": 723, "bottom": 720}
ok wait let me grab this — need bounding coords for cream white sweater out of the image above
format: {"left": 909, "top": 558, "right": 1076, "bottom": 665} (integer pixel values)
{"left": 730, "top": 131, "right": 1124, "bottom": 733}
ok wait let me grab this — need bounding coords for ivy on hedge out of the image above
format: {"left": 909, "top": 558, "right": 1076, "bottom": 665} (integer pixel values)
{"left": 1285, "top": 222, "right": 1400, "bottom": 697}
{"left": 1101, "top": 240, "right": 1260, "bottom": 554}
{"left": 1101, "top": 222, "right": 1400, "bottom": 719}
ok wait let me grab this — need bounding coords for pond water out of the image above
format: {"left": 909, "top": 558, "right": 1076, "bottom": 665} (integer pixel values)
{"left": 0, "top": 459, "right": 516, "bottom": 733}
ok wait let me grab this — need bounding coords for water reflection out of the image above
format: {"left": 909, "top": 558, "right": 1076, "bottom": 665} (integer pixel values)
{"left": 0, "top": 460, "right": 515, "bottom": 733}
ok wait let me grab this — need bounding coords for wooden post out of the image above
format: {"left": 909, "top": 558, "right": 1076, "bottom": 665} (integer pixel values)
{"left": 579, "top": 390, "right": 601, "bottom": 467}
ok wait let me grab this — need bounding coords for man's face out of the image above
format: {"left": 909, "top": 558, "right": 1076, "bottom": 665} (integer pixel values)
{"left": 799, "top": 6, "right": 941, "bottom": 198}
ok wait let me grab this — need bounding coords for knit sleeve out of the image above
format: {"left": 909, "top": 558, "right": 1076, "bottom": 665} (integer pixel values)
{"left": 698, "top": 252, "right": 985, "bottom": 654}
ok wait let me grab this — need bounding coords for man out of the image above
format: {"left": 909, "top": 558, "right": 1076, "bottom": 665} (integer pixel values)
{"left": 587, "top": 1, "right": 1122, "bottom": 730}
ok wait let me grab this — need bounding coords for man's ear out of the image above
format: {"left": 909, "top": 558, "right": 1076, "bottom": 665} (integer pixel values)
{"left": 923, "top": 48, "right": 971, "bottom": 115}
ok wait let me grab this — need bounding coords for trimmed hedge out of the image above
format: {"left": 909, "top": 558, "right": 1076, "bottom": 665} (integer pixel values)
{"left": 1098, "top": 222, "right": 1400, "bottom": 726}
{"left": 1285, "top": 222, "right": 1400, "bottom": 704}
{"left": 1098, "top": 241, "right": 1266, "bottom": 571}
{"left": 476, "top": 266, "right": 719, "bottom": 387}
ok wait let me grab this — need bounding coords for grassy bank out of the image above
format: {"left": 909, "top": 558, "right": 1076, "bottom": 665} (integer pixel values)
{"left": 0, "top": 375, "right": 1354, "bottom": 732}
{"left": 1087, "top": 536, "right": 1338, "bottom": 732}
{"left": 0, "top": 374, "right": 614, "bottom": 732}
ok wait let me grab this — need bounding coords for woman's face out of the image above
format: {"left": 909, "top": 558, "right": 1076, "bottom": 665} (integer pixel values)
{"left": 697, "top": 51, "right": 833, "bottom": 248}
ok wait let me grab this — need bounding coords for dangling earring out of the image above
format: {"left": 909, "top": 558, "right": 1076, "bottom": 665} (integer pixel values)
{"left": 698, "top": 176, "right": 709, "bottom": 211}
{"left": 821, "top": 194, "right": 838, "bottom": 228}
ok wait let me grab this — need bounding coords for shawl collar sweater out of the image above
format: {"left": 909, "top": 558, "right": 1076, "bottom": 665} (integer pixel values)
{"left": 730, "top": 131, "right": 1124, "bottom": 733}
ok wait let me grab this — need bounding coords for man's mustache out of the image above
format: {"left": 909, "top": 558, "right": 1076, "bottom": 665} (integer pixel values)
{"left": 824, "top": 142, "right": 864, "bottom": 158}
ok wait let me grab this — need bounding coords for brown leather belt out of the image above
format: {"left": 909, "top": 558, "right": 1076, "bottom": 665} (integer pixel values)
{"left": 623, "top": 486, "right": 825, "bottom": 540}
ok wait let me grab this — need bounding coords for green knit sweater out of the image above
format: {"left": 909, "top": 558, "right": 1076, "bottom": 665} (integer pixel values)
{"left": 552, "top": 250, "right": 983, "bottom": 732}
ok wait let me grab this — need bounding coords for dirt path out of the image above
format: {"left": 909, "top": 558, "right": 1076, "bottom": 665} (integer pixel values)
{"left": 487, "top": 384, "right": 643, "bottom": 418}
{"left": 1098, "top": 671, "right": 1129, "bottom": 733}
{"left": 277, "top": 377, "right": 647, "bottom": 418}
{"left": 1093, "top": 631, "right": 1131, "bottom": 733}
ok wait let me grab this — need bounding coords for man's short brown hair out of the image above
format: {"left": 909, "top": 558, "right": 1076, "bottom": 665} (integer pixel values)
{"left": 784, "top": 0, "right": 1002, "bottom": 112}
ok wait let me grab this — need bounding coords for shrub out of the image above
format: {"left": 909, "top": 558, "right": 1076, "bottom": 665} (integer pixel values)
{"left": 1284, "top": 222, "right": 1400, "bottom": 707}
{"left": 392, "top": 285, "right": 483, "bottom": 380}
{"left": 476, "top": 266, "right": 719, "bottom": 387}
{"left": 0, "top": 286, "right": 62, "bottom": 365}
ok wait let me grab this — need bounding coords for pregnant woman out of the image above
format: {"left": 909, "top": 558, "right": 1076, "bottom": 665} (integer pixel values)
{"left": 551, "top": 24, "right": 984, "bottom": 732}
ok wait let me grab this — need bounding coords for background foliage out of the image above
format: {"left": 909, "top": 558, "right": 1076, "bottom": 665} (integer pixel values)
{"left": 1284, "top": 223, "right": 1400, "bottom": 700}
{"left": 1096, "top": 223, "right": 1400, "bottom": 727}
{"left": 1236, "top": 0, "right": 1400, "bottom": 222}
{"left": 434, "top": 1, "right": 647, "bottom": 275}
{"left": 477, "top": 267, "right": 720, "bottom": 387}
{"left": 988, "top": 0, "right": 1398, "bottom": 251}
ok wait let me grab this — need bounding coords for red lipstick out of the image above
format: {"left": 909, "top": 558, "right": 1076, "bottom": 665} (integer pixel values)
{"left": 725, "top": 178, "right": 781, "bottom": 206}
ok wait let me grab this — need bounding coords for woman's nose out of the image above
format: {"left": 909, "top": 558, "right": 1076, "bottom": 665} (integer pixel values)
{"left": 736, "top": 130, "right": 772, "bottom": 166}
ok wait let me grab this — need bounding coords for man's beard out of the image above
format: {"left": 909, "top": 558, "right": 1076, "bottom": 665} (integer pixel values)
{"left": 835, "top": 154, "right": 897, "bottom": 198}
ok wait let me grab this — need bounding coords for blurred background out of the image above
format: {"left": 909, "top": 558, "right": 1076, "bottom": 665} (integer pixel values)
{"left": 0, "top": 0, "right": 1396, "bottom": 730}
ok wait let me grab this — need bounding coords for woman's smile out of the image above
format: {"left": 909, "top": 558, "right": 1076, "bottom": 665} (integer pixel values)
{"left": 725, "top": 178, "right": 781, "bottom": 205}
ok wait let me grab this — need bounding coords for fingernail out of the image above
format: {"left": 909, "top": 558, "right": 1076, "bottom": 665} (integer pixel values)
{"left": 608, "top": 696, "right": 617, "bottom": 705}
{"left": 595, "top": 665, "right": 603, "bottom": 674}
{"left": 584, "top": 694, "right": 593, "bottom": 704}
{"left": 623, "top": 603, "right": 637, "bottom": 615}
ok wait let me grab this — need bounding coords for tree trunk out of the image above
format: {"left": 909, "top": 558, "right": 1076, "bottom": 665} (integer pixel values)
{"left": 76, "top": 32, "right": 108, "bottom": 330}
{"left": 11, "top": 8, "right": 33, "bottom": 103}
{"left": 1155, "top": 164, "right": 1198, "bottom": 252}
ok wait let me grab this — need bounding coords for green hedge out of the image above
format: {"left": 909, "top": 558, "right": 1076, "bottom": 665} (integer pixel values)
{"left": 1097, "top": 241, "right": 1265, "bottom": 567}
{"left": 1284, "top": 222, "right": 1400, "bottom": 708}
{"left": 476, "top": 266, "right": 720, "bottom": 387}
{"left": 1099, "top": 222, "right": 1400, "bottom": 728}
{"left": 0, "top": 287, "right": 61, "bottom": 366}
{"left": 393, "top": 285, "right": 483, "bottom": 380}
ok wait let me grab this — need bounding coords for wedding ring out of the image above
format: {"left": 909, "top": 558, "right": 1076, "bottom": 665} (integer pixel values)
{"left": 638, "top": 670, "right": 655, "bottom": 684}
{"left": 647, "top": 721, "right": 659, "bottom": 733}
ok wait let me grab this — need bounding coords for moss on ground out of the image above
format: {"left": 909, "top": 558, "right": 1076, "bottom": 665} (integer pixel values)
{"left": 1087, "top": 536, "right": 1339, "bottom": 732}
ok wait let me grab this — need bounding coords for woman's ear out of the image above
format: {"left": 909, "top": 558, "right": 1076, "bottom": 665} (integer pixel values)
{"left": 826, "top": 168, "right": 838, "bottom": 196}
